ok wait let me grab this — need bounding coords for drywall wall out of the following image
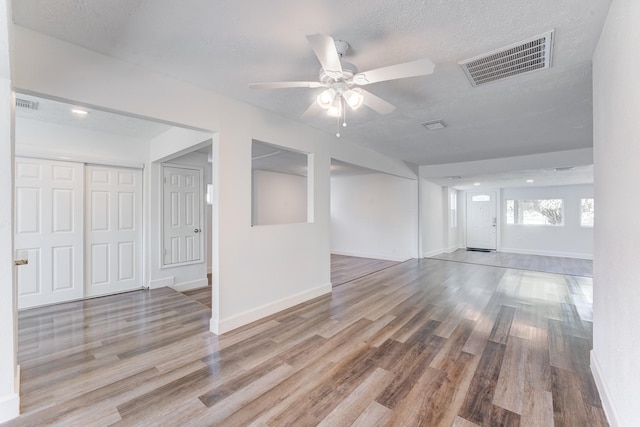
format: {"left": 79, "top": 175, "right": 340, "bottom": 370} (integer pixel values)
{"left": 420, "top": 148, "right": 593, "bottom": 178}
{"left": 0, "top": 75, "right": 18, "bottom": 424}
{"left": 421, "top": 178, "right": 444, "bottom": 257}
{"left": 592, "top": 1, "right": 640, "bottom": 426}
{"left": 443, "top": 187, "right": 459, "bottom": 252}
{"left": 16, "top": 118, "right": 149, "bottom": 166}
{"left": 330, "top": 172, "right": 418, "bottom": 262}
{"left": 0, "top": 0, "right": 18, "bottom": 421}
{"left": 252, "top": 169, "right": 307, "bottom": 226}
{"left": 501, "top": 184, "right": 594, "bottom": 259}
{"left": 8, "top": 26, "right": 409, "bottom": 335}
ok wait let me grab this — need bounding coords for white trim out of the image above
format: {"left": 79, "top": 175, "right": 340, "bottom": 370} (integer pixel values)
{"left": 499, "top": 247, "right": 592, "bottom": 260}
{"left": 591, "top": 350, "right": 619, "bottom": 427}
{"left": 0, "top": 392, "right": 20, "bottom": 424}
{"left": 170, "top": 278, "right": 208, "bottom": 292}
{"left": 210, "top": 283, "right": 332, "bottom": 335}
{"left": 445, "top": 246, "right": 459, "bottom": 254}
{"left": 149, "top": 276, "right": 174, "bottom": 289}
{"left": 330, "top": 250, "right": 410, "bottom": 263}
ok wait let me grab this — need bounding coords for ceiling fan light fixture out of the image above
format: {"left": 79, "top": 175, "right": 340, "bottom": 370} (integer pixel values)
{"left": 344, "top": 89, "right": 364, "bottom": 110}
{"left": 317, "top": 88, "right": 336, "bottom": 109}
{"left": 327, "top": 100, "right": 343, "bottom": 118}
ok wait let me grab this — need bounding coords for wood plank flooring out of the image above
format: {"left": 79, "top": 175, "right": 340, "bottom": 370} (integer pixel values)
{"left": 331, "top": 254, "right": 400, "bottom": 286}
{"left": 5, "top": 258, "right": 607, "bottom": 426}
{"left": 431, "top": 249, "right": 593, "bottom": 277}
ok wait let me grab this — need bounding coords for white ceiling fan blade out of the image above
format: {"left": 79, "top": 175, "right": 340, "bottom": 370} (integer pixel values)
{"left": 306, "top": 33, "right": 343, "bottom": 75}
{"left": 353, "top": 58, "right": 435, "bottom": 86}
{"left": 360, "top": 89, "right": 396, "bottom": 115}
{"left": 249, "top": 81, "right": 323, "bottom": 90}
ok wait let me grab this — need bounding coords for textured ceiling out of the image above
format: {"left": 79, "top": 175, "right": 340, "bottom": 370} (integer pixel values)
{"left": 12, "top": 0, "right": 611, "bottom": 166}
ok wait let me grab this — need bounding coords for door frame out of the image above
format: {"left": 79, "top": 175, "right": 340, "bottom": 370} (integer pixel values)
{"left": 465, "top": 190, "right": 501, "bottom": 251}
{"left": 160, "top": 162, "right": 205, "bottom": 269}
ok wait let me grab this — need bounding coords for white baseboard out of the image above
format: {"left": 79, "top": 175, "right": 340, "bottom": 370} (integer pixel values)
{"left": 422, "top": 248, "right": 445, "bottom": 258}
{"left": 0, "top": 392, "right": 20, "bottom": 424}
{"left": 210, "top": 283, "right": 332, "bottom": 335}
{"left": 499, "top": 247, "right": 593, "bottom": 260}
{"left": 149, "top": 276, "right": 174, "bottom": 289}
{"left": 171, "top": 278, "right": 209, "bottom": 292}
{"left": 445, "top": 246, "right": 460, "bottom": 254}
{"left": 591, "top": 350, "right": 618, "bottom": 427}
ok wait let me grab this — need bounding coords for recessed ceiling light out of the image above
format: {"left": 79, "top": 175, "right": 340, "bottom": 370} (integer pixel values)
{"left": 526, "top": 179, "right": 534, "bottom": 183}
{"left": 71, "top": 109, "right": 88, "bottom": 116}
{"left": 422, "top": 120, "right": 447, "bottom": 130}
{"left": 473, "top": 182, "right": 481, "bottom": 186}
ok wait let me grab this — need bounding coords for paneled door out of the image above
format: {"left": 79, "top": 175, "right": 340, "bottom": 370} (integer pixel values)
{"left": 85, "top": 165, "right": 143, "bottom": 297}
{"left": 162, "top": 165, "right": 202, "bottom": 266}
{"left": 15, "top": 158, "right": 84, "bottom": 308}
{"left": 466, "top": 191, "right": 497, "bottom": 250}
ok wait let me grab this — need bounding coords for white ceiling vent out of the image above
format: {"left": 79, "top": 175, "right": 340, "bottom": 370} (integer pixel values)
{"left": 459, "top": 30, "right": 554, "bottom": 87}
{"left": 16, "top": 98, "right": 39, "bottom": 110}
{"left": 422, "top": 119, "right": 447, "bottom": 130}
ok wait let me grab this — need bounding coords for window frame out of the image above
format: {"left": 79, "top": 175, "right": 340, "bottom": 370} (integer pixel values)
{"left": 505, "top": 198, "right": 565, "bottom": 227}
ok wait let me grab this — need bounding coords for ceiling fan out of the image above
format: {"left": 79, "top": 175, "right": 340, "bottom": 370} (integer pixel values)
{"left": 249, "top": 33, "right": 435, "bottom": 136}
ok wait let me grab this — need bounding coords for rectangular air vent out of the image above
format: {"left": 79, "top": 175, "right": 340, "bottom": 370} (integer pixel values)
{"left": 422, "top": 119, "right": 447, "bottom": 130}
{"left": 16, "top": 98, "right": 39, "bottom": 110}
{"left": 459, "top": 30, "right": 554, "bottom": 87}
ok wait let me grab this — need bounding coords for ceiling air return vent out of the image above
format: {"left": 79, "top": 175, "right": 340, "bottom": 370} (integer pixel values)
{"left": 16, "top": 98, "right": 39, "bottom": 110}
{"left": 459, "top": 30, "right": 554, "bottom": 87}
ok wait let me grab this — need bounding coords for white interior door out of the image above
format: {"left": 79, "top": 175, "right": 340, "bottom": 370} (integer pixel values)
{"left": 466, "top": 191, "right": 497, "bottom": 250}
{"left": 15, "top": 158, "right": 84, "bottom": 308}
{"left": 85, "top": 165, "right": 143, "bottom": 297}
{"left": 162, "top": 165, "right": 202, "bottom": 265}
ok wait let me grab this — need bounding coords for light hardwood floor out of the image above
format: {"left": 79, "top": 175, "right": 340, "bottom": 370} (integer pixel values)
{"left": 331, "top": 254, "right": 400, "bottom": 286}
{"left": 5, "top": 257, "right": 606, "bottom": 426}
{"left": 431, "top": 249, "right": 593, "bottom": 277}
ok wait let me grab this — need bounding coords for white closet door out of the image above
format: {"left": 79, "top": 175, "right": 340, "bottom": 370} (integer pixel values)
{"left": 162, "top": 165, "right": 202, "bottom": 265}
{"left": 15, "top": 158, "right": 84, "bottom": 308}
{"left": 85, "top": 165, "right": 143, "bottom": 297}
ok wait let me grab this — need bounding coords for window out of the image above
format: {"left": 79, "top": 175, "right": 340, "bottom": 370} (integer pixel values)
{"left": 506, "top": 199, "right": 564, "bottom": 225}
{"left": 450, "top": 192, "right": 457, "bottom": 227}
{"left": 581, "top": 198, "right": 594, "bottom": 227}
{"left": 471, "top": 194, "right": 491, "bottom": 202}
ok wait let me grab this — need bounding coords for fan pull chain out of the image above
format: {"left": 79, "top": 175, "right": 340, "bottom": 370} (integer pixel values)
{"left": 336, "top": 113, "right": 340, "bottom": 137}
{"left": 343, "top": 98, "right": 347, "bottom": 128}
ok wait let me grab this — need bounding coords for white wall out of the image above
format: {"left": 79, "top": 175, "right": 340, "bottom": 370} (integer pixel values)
{"left": 8, "top": 26, "right": 411, "bottom": 336}
{"left": 252, "top": 170, "right": 307, "bottom": 226}
{"left": 500, "top": 184, "right": 594, "bottom": 259}
{"left": 0, "top": 0, "right": 18, "bottom": 421}
{"left": 443, "top": 187, "right": 459, "bottom": 252}
{"left": 592, "top": 1, "right": 640, "bottom": 426}
{"left": 330, "top": 172, "right": 418, "bottom": 262}
{"left": 16, "top": 118, "right": 149, "bottom": 166}
{"left": 421, "top": 178, "right": 444, "bottom": 257}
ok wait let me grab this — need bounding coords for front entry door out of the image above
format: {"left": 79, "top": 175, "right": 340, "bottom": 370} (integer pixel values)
{"left": 162, "top": 165, "right": 202, "bottom": 265}
{"left": 466, "top": 191, "right": 497, "bottom": 250}
{"left": 14, "top": 158, "right": 84, "bottom": 308}
{"left": 85, "top": 165, "right": 143, "bottom": 297}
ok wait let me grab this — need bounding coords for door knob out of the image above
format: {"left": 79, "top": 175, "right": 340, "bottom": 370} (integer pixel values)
{"left": 194, "top": 228, "right": 201, "bottom": 233}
